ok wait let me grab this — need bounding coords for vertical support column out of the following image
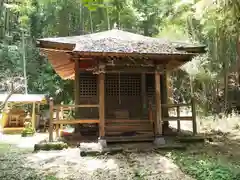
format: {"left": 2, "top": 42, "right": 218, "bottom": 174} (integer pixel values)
{"left": 98, "top": 70, "right": 107, "bottom": 147}
{"left": 99, "top": 72, "right": 105, "bottom": 137}
{"left": 60, "top": 102, "right": 64, "bottom": 130}
{"left": 74, "top": 58, "right": 81, "bottom": 132}
{"left": 190, "top": 76, "right": 197, "bottom": 135}
{"left": 49, "top": 97, "right": 54, "bottom": 142}
{"left": 31, "top": 102, "right": 36, "bottom": 131}
{"left": 141, "top": 73, "right": 146, "bottom": 118}
{"left": 177, "top": 106, "right": 181, "bottom": 132}
{"left": 55, "top": 107, "right": 60, "bottom": 138}
{"left": 155, "top": 71, "right": 162, "bottom": 135}
{"left": 74, "top": 59, "right": 80, "bottom": 106}
{"left": 166, "top": 71, "right": 173, "bottom": 104}
{"left": 154, "top": 67, "right": 165, "bottom": 145}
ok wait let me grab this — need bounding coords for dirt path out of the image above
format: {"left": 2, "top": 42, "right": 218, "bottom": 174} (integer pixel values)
{"left": 0, "top": 133, "right": 194, "bottom": 180}
{"left": 26, "top": 148, "right": 194, "bottom": 180}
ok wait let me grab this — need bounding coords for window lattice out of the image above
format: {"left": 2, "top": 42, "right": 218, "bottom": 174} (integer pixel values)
{"left": 79, "top": 73, "right": 97, "bottom": 96}
{"left": 106, "top": 73, "right": 141, "bottom": 96}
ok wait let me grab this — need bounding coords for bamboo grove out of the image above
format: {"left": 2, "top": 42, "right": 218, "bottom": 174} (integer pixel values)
{"left": 0, "top": 0, "right": 239, "bottom": 115}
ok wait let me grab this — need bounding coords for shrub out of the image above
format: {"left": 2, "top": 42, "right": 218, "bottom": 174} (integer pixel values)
{"left": 21, "top": 127, "right": 35, "bottom": 137}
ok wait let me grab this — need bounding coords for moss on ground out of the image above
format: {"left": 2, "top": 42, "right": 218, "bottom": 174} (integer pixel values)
{"left": 171, "top": 151, "right": 240, "bottom": 180}
{"left": 0, "top": 143, "right": 59, "bottom": 180}
{"left": 161, "top": 141, "right": 240, "bottom": 180}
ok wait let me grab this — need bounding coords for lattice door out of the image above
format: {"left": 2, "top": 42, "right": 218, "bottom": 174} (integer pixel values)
{"left": 78, "top": 72, "right": 98, "bottom": 118}
{"left": 105, "top": 73, "right": 142, "bottom": 119}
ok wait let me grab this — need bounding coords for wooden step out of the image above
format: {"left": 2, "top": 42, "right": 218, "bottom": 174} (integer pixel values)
{"left": 106, "top": 135, "right": 154, "bottom": 143}
{"left": 105, "top": 125, "right": 153, "bottom": 132}
{"left": 105, "top": 119, "right": 151, "bottom": 124}
{"left": 106, "top": 131, "right": 153, "bottom": 136}
{"left": 3, "top": 127, "right": 24, "bottom": 134}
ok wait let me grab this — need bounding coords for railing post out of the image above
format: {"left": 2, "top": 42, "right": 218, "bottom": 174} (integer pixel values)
{"left": 60, "top": 102, "right": 64, "bottom": 129}
{"left": 56, "top": 107, "right": 60, "bottom": 138}
{"left": 190, "top": 76, "right": 197, "bottom": 135}
{"left": 191, "top": 98, "right": 197, "bottom": 135}
{"left": 49, "top": 97, "right": 54, "bottom": 142}
{"left": 31, "top": 102, "right": 36, "bottom": 131}
{"left": 148, "top": 100, "right": 154, "bottom": 136}
{"left": 177, "top": 106, "right": 180, "bottom": 132}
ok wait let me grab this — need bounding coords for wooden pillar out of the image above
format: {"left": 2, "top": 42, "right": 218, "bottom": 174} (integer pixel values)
{"left": 155, "top": 70, "right": 163, "bottom": 135}
{"left": 177, "top": 106, "right": 180, "bottom": 132}
{"left": 31, "top": 102, "right": 36, "bottom": 131}
{"left": 190, "top": 76, "right": 197, "bottom": 135}
{"left": 74, "top": 59, "right": 80, "bottom": 106}
{"left": 37, "top": 103, "right": 40, "bottom": 113}
{"left": 49, "top": 97, "right": 54, "bottom": 142}
{"left": 141, "top": 73, "right": 146, "bottom": 118}
{"left": 60, "top": 102, "right": 64, "bottom": 129}
{"left": 99, "top": 72, "right": 105, "bottom": 137}
{"left": 166, "top": 72, "right": 173, "bottom": 104}
{"left": 55, "top": 107, "right": 60, "bottom": 138}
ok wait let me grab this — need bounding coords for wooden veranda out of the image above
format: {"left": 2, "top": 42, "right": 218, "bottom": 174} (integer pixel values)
{"left": 37, "top": 29, "right": 205, "bottom": 144}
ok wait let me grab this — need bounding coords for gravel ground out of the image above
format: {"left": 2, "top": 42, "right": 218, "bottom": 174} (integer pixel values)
{"left": 0, "top": 110, "right": 195, "bottom": 180}
{"left": 0, "top": 133, "right": 48, "bottom": 149}
{"left": 25, "top": 148, "right": 194, "bottom": 180}
{"left": 0, "top": 133, "right": 194, "bottom": 180}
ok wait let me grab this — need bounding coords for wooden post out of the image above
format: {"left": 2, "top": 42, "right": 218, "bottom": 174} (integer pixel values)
{"left": 141, "top": 73, "right": 146, "bottom": 118}
{"left": 177, "top": 106, "right": 180, "bottom": 132}
{"left": 37, "top": 103, "right": 40, "bottom": 113}
{"left": 99, "top": 72, "right": 105, "bottom": 137}
{"left": 74, "top": 58, "right": 80, "bottom": 115}
{"left": 49, "top": 98, "right": 54, "bottom": 142}
{"left": 60, "top": 101, "right": 64, "bottom": 129}
{"left": 148, "top": 100, "right": 154, "bottom": 136}
{"left": 190, "top": 76, "right": 197, "bottom": 135}
{"left": 155, "top": 70, "right": 162, "bottom": 135}
{"left": 191, "top": 97, "right": 197, "bottom": 135}
{"left": 31, "top": 102, "right": 36, "bottom": 131}
{"left": 166, "top": 72, "right": 173, "bottom": 104}
{"left": 56, "top": 107, "right": 60, "bottom": 138}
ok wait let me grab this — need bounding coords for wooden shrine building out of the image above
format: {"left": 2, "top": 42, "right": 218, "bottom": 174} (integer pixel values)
{"left": 37, "top": 29, "right": 205, "bottom": 144}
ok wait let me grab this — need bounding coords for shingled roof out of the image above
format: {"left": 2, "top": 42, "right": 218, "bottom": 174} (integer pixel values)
{"left": 38, "top": 29, "right": 205, "bottom": 80}
{"left": 38, "top": 29, "right": 205, "bottom": 54}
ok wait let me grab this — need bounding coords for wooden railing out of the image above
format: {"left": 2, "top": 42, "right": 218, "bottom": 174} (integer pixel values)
{"left": 161, "top": 101, "right": 197, "bottom": 135}
{"left": 48, "top": 98, "right": 100, "bottom": 141}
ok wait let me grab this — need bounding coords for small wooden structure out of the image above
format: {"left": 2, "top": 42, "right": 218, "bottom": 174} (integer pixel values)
{"left": 37, "top": 29, "right": 205, "bottom": 143}
{"left": 0, "top": 94, "right": 47, "bottom": 134}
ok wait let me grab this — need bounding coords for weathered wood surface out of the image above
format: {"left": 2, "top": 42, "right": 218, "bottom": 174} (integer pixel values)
{"left": 106, "top": 135, "right": 154, "bottom": 143}
{"left": 99, "top": 72, "right": 105, "bottom": 137}
{"left": 176, "top": 136, "right": 207, "bottom": 143}
{"left": 80, "top": 147, "right": 123, "bottom": 156}
{"left": 163, "top": 117, "right": 193, "bottom": 121}
{"left": 154, "top": 144, "right": 186, "bottom": 150}
{"left": 52, "top": 119, "right": 99, "bottom": 124}
{"left": 155, "top": 70, "right": 162, "bottom": 135}
{"left": 34, "top": 142, "right": 68, "bottom": 151}
{"left": 54, "top": 104, "right": 99, "bottom": 109}
{"left": 49, "top": 98, "right": 54, "bottom": 142}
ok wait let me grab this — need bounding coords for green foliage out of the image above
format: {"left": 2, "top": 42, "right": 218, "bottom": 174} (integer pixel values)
{"left": 171, "top": 152, "right": 240, "bottom": 180}
{"left": 0, "top": 0, "right": 240, "bottom": 113}
{"left": 21, "top": 126, "right": 35, "bottom": 137}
